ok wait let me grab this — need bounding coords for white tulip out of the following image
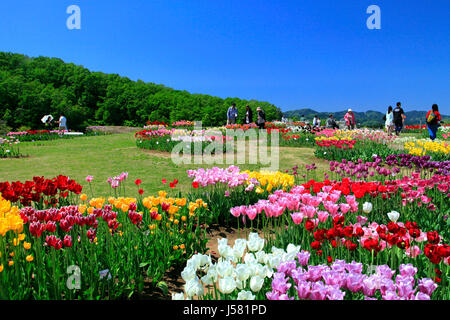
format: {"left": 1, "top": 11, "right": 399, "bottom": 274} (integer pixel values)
{"left": 235, "top": 264, "right": 251, "bottom": 281}
{"left": 255, "top": 251, "right": 267, "bottom": 264}
{"left": 255, "top": 264, "right": 268, "bottom": 278}
{"left": 206, "top": 265, "right": 218, "bottom": 282}
{"left": 387, "top": 210, "right": 400, "bottom": 223}
{"left": 271, "top": 246, "right": 285, "bottom": 256}
{"left": 363, "top": 202, "right": 373, "bottom": 214}
{"left": 218, "top": 244, "right": 232, "bottom": 257}
{"left": 249, "top": 275, "right": 264, "bottom": 292}
{"left": 185, "top": 278, "right": 204, "bottom": 297}
{"left": 219, "top": 276, "right": 236, "bottom": 294}
{"left": 286, "top": 243, "right": 301, "bottom": 254}
{"left": 181, "top": 266, "right": 196, "bottom": 282}
{"left": 247, "top": 236, "right": 265, "bottom": 252}
{"left": 217, "top": 260, "right": 234, "bottom": 277}
{"left": 233, "top": 239, "right": 247, "bottom": 259}
{"left": 172, "top": 292, "right": 185, "bottom": 300}
{"left": 187, "top": 254, "right": 211, "bottom": 271}
{"left": 265, "top": 254, "right": 282, "bottom": 269}
{"left": 237, "top": 290, "right": 255, "bottom": 300}
{"left": 244, "top": 252, "right": 257, "bottom": 264}
{"left": 235, "top": 279, "right": 244, "bottom": 290}
{"left": 246, "top": 262, "right": 259, "bottom": 277}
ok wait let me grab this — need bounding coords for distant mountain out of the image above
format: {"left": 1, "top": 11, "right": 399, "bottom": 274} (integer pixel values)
{"left": 283, "top": 108, "right": 449, "bottom": 128}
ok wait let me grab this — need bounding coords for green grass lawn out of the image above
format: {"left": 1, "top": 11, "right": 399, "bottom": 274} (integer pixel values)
{"left": 0, "top": 133, "right": 328, "bottom": 197}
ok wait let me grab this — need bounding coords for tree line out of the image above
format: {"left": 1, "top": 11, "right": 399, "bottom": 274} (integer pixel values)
{"left": 0, "top": 52, "right": 282, "bottom": 131}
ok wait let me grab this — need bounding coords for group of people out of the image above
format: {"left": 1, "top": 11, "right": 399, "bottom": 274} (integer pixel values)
{"left": 227, "top": 104, "right": 266, "bottom": 129}
{"left": 383, "top": 102, "right": 443, "bottom": 140}
{"left": 383, "top": 102, "right": 406, "bottom": 136}
{"left": 41, "top": 114, "right": 68, "bottom": 131}
{"left": 300, "top": 110, "right": 355, "bottom": 131}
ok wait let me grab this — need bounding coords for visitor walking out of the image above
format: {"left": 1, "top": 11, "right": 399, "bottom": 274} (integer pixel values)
{"left": 426, "top": 104, "right": 442, "bottom": 141}
{"left": 393, "top": 102, "right": 406, "bottom": 135}
{"left": 326, "top": 114, "right": 339, "bottom": 129}
{"left": 227, "top": 103, "right": 238, "bottom": 125}
{"left": 244, "top": 105, "right": 253, "bottom": 124}
{"left": 344, "top": 109, "right": 356, "bottom": 130}
{"left": 256, "top": 107, "right": 266, "bottom": 129}
{"left": 384, "top": 106, "right": 394, "bottom": 136}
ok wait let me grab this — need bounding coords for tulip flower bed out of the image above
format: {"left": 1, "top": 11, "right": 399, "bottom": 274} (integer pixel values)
{"left": 313, "top": 129, "right": 402, "bottom": 162}
{"left": 172, "top": 233, "right": 299, "bottom": 300}
{"left": 0, "top": 136, "right": 21, "bottom": 158}
{"left": 404, "top": 124, "right": 450, "bottom": 134}
{"left": 314, "top": 139, "right": 399, "bottom": 162}
{"left": 187, "top": 166, "right": 294, "bottom": 225}
{"left": 6, "top": 130, "right": 69, "bottom": 142}
{"left": 213, "top": 173, "right": 449, "bottom": 299}
{"left": 325, "top": 155, "right": 450, "bottom": 181}
{"left": 172, "top": 120, "right": 195, "bottom": 129}
{"left": 404, "top": 139, "right": 449, "bottom": 161}
{"left": 313, "top": 128, "right": 450, "bottom": 162}
{"left": 135, "top": 128, "right": 235, "bottom": 154}
{"left": 0, "top": 175, "right": 83, "bottom": 208}
{"left": 0, "top": 186, "right": 210, "bottom": 299}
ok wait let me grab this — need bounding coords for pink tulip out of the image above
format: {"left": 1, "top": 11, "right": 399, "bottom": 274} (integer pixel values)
{"left": 291, "top": 212, "right": 304, "bottom": 225}
{"left": 317, "top": 211, "right": 329, "bottom": 223}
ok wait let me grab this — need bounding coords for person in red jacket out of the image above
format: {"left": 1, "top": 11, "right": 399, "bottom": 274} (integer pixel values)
{"left": 344, "top": 109, "right": 356, "bottom": 130}
{"left": 426, "top": 104, "right": 442, "bottom": 141}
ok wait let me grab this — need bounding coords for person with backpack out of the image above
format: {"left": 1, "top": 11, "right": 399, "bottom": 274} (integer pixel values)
{"left": 426, "top": 104, "right": 442, "bottom": 141}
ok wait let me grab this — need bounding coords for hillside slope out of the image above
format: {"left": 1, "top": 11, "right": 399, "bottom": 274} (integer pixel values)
{"left": 0, "top": 52, "right": 282, "bottom": 130}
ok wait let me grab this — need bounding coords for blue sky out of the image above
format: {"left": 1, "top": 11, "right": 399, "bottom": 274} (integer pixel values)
{"left": 0, "top": 0, "right": 449, "bottom": 113}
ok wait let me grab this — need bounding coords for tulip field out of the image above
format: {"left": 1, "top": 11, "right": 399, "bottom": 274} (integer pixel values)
{"left": 0, "top": 122, "right": 449, "bottom": 300}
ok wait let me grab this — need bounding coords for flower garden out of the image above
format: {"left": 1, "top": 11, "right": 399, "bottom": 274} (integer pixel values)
{"left": 0, "top": 121, "right": 449, "bottom": 300}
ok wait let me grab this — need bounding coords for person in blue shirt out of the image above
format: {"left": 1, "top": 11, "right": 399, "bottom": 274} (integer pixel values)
{"left": 55, "top": 114, "right": 68, "bottom": 136}
{"left": 227, "top": 103, "right": 238, "bottom": 125}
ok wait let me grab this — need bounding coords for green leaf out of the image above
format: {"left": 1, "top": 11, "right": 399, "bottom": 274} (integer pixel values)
{"left": 157, "top": 281, "right": 169, "bottom": 295}
{"left": 139, "top": 262, "right": 149, "bottom": 268}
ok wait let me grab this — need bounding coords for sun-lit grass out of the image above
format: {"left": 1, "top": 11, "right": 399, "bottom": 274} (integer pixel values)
{"left": 0, "top": 133, "right": 328, "bottom": 197}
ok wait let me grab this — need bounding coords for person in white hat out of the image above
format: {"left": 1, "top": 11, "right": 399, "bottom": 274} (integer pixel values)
{"left": 344, "top": 109, "right": 356, "bottom": 130}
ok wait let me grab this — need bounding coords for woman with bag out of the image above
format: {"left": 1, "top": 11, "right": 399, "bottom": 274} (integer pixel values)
{"left": 426, "top": 104, "right": 442, "bottom": 141}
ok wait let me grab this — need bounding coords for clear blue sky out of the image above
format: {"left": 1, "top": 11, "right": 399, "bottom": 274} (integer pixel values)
{"left": 0, "top": 0, "right": 449, "bottom": 113}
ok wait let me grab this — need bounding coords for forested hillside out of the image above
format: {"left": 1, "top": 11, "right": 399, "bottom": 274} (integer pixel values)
{"left": 0, "top": 52, "right": 282, "bottom": 130}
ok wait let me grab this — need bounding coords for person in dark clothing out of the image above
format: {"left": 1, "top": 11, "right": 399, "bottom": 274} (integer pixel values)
{"left": 256, "top": 107, "right": 266, "bottom": 129}
{"left": 426, "top": 104, "right": 443, "bottom": 141}
{"left": 244, "top": 105, "right": 253, "bottom": 124}
{"left": 393, "top": 102, "right": 406, "bottom": 135}
{"left": 326, "top": 114, "right": 339, "bottom": 129}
